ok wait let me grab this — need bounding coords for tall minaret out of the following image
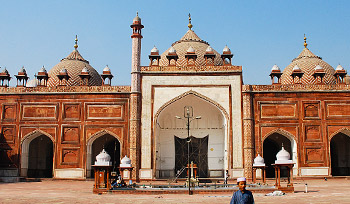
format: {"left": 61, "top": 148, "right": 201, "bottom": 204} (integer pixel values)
{"left": 129, "top": 12, "right": 143, "bottom": 181}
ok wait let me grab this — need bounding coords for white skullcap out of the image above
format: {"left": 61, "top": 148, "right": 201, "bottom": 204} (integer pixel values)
{"left": 237, "top": 177, "right": 246, "bottom": 182}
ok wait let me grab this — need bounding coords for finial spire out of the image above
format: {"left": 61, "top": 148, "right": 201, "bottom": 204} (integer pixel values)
{"left": 74, "top": 35, "right": 78, "bottom": 50}
{"left": 304, "top": 34, "right": 308, "bottom": 48}
{"left": 137, "top": 11, "right": 138, "bottom": 16}
{"left": 188, "top": 13, "right": 193, "bottom": 30}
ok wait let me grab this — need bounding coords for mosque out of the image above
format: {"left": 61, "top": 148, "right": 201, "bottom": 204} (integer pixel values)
{"left": 0, "top": 14, "right": 349, "bottom": 182}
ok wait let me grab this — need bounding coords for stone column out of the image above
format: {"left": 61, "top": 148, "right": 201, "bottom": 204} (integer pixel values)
{"left": 242, "top": 85, "right": 255, "bottom": 180}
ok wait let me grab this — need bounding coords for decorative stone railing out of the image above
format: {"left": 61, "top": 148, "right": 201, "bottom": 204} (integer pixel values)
{"left": 0, "top": 85, "right": 131, "bottom": 94}
{"left": 243, "top": 84, "right": 350, "bottom": 92}
{"left": 141, "top": 65, "right": 242, "bottom": 72}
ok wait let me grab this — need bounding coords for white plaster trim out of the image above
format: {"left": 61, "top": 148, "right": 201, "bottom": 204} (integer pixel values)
{"left": 299, "top": 167, "right": 329, "bottom": 176}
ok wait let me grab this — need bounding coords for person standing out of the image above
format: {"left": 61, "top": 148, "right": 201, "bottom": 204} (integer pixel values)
{"left": 230, "top": 177, "right": 254, "bottom": 204}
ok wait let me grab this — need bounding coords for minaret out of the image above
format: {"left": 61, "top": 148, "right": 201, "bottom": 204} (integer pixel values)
{"left": 129, "top": 12, "right": 143, "bottom": 181}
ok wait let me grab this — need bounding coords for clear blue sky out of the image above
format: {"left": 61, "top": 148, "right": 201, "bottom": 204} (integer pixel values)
{"left": 1, "top": 0, "right": 350, "bottom": 86}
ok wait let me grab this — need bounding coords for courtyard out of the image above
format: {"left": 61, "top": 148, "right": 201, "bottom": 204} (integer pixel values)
{"left": 0, "top": 178, "right": 349, "bottom": 203}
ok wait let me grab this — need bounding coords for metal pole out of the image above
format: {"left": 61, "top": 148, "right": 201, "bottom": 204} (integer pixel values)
{"left": 187, "top": 109, "right": 191, "bottom": 195}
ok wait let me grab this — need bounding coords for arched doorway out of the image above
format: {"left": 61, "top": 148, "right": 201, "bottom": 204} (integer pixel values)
{"left": 331, "top": 133, "right": 350, "bottom": 176}
{"left": 263, "top": 133, "right": 293, "bottom": 178}
{"left": 155, "top": 93, "right": 228, "bottom": 179}
{"left": 21, "top": 131, "right": 54, "bottom": 178}
{"left": 86, "top": 132, "right": 121, "bottom": 178}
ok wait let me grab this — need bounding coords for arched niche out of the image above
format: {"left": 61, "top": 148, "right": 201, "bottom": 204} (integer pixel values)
{"left": 154, "top": 92, "right": 229, "bottom": 179}
{"left": 86, "top": 130, "right": 121, "bottom": 178}
{"left": 20, "top": 130, "right": 55, "bottom": 177}
{"left": 263, "top": 130, "right": 298, "bottom": 178}
{"left": 330, "top": 132, "right": 350, "bottom": 176}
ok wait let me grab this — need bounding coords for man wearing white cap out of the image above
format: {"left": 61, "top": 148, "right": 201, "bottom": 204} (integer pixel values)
{"left": 230, "top": 177, "right": 254, "bottom": 204}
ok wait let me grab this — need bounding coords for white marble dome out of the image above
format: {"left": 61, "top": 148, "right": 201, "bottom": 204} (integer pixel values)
{"left": 271, "top": 64, "right": 280, "bottom": 71}
{"left": 187, "top": 46, "right": 195, "bottom": 53}
{"left": 275, "top": 146, "right": 293, "bottom": 164}
{"left": 315, "top": 65, "right": 323, "bottom": 71}
{"left": 253, "top": 154, "right": 265, "bottom": 167}
{"left": 336, "top": 64, "right": 344, "bottom": 71}
{"left": 94, "top": 149, "right": 112, "bottom": 166}
{"left": 223, "top": 45, "right": 230, "bottom": 52}
{"left": 103, "top": 66, "right": 110, "bottom": 72}
{"left": 120, "top": 155, "right": 132, "bottom": 167}
{"left": 151, "top": 46, "right": 159, "bottom": 53}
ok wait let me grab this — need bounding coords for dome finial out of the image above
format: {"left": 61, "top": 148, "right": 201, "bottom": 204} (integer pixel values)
{"left": 304, "top": 34, "right": 308, "bottom": 48}
{"left": 74, "top": 35, "right": 78, "bottom": 50}
{"left": 188, "top": 13, "right": 193, "bottom": 30}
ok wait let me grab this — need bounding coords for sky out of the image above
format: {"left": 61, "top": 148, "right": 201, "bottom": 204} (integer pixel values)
{"left": 1, "top": 0, "right": 350, "bottom": 86}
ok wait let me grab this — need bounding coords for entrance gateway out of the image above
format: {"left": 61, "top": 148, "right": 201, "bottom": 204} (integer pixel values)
{"left": 155, "top": 93, "right": 227, "bottom": 179}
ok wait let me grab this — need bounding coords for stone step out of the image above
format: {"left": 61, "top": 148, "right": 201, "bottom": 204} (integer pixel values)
{"left": 0, "top": 176, "right": 19, "bottom": 183}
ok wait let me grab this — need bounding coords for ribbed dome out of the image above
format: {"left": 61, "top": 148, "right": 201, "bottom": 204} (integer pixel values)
{"left": 280, "top": 47, "right": 336, "bottom": 84}
{"left": 159, "top": 29, "right": 223, "bottom": 66}
{"left": 47, "top": 49, "right": 102, "bottom": 87}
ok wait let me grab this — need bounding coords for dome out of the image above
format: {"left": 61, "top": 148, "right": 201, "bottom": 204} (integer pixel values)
{"left": 39, "top": 66, "right": 47, "bottom": 73}
{"left": 47, "top": 49, "right": 102, "bottom": 87}
{"left": 187, "top": 46, "right": 195, "bottom": 53}
{"left": 94, "top": 149, "right": 112, "bottom": 166}
{"left": 151, "top": 46, "right": 159, "bottom": 53}
{"left": 120, "top": 155, "right": 132, "bottom": 167}
{"left": 276, "top": 146, "right": 290, "bottom": 160}
{"left": 81, "top": 67, "right": 89, "bottom": 73}
{"left": 133, "top": 15, "right": 141, "bottom": 23}
{"left": 168, "top": 46, "right": 176, "bottom": 54}
{"left": 336, "top": 64, "right": 344, "bottom": 71}
{"left": 19, "top": 66, "right": 26, "bottom": 73}
{"left": 275, "top": 145, "right": 293, "bottom": 164}
{"left": 1, "top": 67, "right": 9, "bottom": 74}
{"left": 60, "top": 68, "right": 68, "bottom": 74}
{"left": 103, "top": 65, "right": 110, "bottom": 72}
{"left": 26, "top": 79, "right": 37, "bottom": 87}
{"left": 271, "top": 64, "right": 280, "bottom": 71}
{"left": 223, "top": 45, "right": 230, "bottom": 52}
{"left": 280, "top": 47, "right": 336, "bottom": 84}
{"left": 206, "top": 46, "right": 213, "bottom": 52}
{"left": 293, "top": 65, "right": 301, "bottom": 71}
{"left": 253, "top": 154, "right": 265, "bottom": 167}
{"left": 315, "top": 65, "right": 323, "bottom": 71}
{"left": 159, "top": 29, "right": 223, "bottom": 66}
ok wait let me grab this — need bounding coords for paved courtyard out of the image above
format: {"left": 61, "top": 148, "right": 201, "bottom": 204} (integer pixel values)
{"left": 0, "top": 178, "right": 349, "bottom": 203}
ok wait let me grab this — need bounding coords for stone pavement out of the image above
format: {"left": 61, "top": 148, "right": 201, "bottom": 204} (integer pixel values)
{"left": 0, "top": 178, "right": 349, "bottom": 203}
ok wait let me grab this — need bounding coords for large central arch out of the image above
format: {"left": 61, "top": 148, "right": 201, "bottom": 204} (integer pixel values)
{"left": 154, "top": 91, "right": 229, "bottom": 179}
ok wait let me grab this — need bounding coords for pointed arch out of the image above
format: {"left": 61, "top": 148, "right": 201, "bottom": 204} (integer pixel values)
{"left": 154, "top": 90, "right": 229, "bottom": 121}
{"left": 20, "top": 129, "right": 55, "bottom": 177}
{"left": 86, "top": 129, "right": 122, "bottom": 146}
{"left": 153, "top": 90, "right": 230, "bottom": 178}
{"left": 329, "top": 127, "right": 350, "bottom": 140}
{"left": 329, "top": 127, "right": 350, "bottom": 176}
{"left": 21, "top": 129, "right": 55, "bottom": 145}
{"left": 262, "top": 128, "right": 297, "bottom": 143}
{"left": 86, "top": 129, "right": 122, "bottom": 178}
{"left": 262, "top": 128, "right": 298, "bottom": 177}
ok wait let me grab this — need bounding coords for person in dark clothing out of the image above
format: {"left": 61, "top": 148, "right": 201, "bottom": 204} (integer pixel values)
{"left": 230, "top": 177, "right": 254, "bottom": 204}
